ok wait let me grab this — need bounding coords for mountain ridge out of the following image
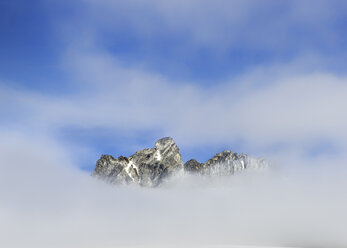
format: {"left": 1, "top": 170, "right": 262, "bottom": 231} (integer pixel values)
{"left": 92, "top": 137, "right": 267, "bottom": 187}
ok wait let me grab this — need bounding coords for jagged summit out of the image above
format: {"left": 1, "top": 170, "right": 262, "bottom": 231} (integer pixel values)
{"left": 92, "top": 137, "right": 267, "bottom": 187}
{"left": 93, "top": 137, "right": 184, "bottom": 187}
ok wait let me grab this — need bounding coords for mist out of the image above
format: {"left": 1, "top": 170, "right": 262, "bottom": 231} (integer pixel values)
{"left": 1, "top": 130, "right": 347, "bottom": 248}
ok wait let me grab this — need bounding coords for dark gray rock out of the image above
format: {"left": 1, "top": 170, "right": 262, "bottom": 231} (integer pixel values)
{"left": 184, "top": 159, "right": 202, "bottom": 172}
{"left": 93, "top": 137, "right": 184, "bottom": 187}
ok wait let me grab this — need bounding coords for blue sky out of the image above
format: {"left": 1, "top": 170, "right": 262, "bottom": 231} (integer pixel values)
{"left": 1, "top": 0, "right": 347, "bottom": 170}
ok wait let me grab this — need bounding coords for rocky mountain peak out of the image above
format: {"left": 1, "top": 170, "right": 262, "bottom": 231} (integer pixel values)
{"left": 93, "top": 137, "right": 267, "bottom": 187}
{"left": 93, "top": 137, "right": 184, "bottom": 187}
{"left": 155, "top": 137, "right": 175, "bottom": 150}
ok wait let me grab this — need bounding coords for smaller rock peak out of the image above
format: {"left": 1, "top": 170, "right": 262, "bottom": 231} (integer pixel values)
{"left": 100, "top": 154, "right": 116, "bottom": 161}
{"left": 187, "top": 158, "right": 199, "bottom": 163}
{"left": 184, "top": 159, "right": 202, "bottom": 172}
{"left": 215, "top": 150, "right": 233, "bottom": 156}
{"left": 208, "top": 150, "right": 235, "bottom": 161}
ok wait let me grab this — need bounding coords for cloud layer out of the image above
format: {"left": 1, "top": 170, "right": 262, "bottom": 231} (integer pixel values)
{"left": 2, "top": 50, "right": 347, "bottom": 154}
{"left": 1, "top": 130, "right": 347, "bottom": 248}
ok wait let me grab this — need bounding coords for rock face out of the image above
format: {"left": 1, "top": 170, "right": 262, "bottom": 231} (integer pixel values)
{"left": 93, "top": 137, "right": 184, "bottom": 187}
{"left": 184, "top": 151, "right": 268, "bottom": 176}
{"left": 93, "top": 137, "right": 267, "bottom": 187}
{"left": 184, "top": 159, "right": 202, "bottom": 172}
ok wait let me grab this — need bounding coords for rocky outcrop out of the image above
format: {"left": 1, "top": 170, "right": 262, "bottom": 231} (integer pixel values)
{"left": 93, "top": 137, "right": 268, "bottom": 187}
{"left": 93, "top": 137, "right": 184, "bottom": 187}
{"left": 184, "top": 159, "right": 202, "bottom": 173}
{"left": 184, "top": 151, "right": 268, "bottom": 176}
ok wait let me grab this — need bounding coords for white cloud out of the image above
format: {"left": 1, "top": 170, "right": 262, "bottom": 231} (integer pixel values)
{"left": 1, "top": 129, "right": 347, "bottom": 247}
{"left": 57, "top": 0, "right": 346, "bottom": 53}
{"left": 3, "top": 50, "right": 347, "bottom": 154}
